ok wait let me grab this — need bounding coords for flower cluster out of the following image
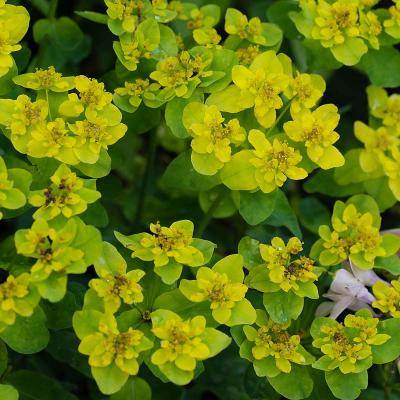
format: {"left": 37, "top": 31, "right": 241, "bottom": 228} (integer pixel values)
{"left": 115, "top": 220, "right": 215, "bottom": 284}
{"left": 312, "top": 195, "right": 400, "bottom": 269}
{"left": 0, "top": 70, "right": 127, "bottom": 167}
{"left": 239, "top": 310, "right": 312, "bottom": 376}
{"left": 311, "top": 310, "right": 390, "bottom": 374}
{"left": 291, "top": 0, "right": 388, "bottom": 65}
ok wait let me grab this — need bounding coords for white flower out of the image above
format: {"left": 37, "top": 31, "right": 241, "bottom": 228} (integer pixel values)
{"left": 316, "top": 262, "right": 386, "bottom": 319}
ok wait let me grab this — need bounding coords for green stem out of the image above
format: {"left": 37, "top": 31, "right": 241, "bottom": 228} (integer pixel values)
{"left": 45, "top": 89, "right": 52, "bottom": 121}
{"left": 48, "top": 0, "right": 58, "bottom": 20}
{"left": 195, "top": 189, "right": 226, "bottom": 238}
{"left": 266, "top": 98, "right": 293, "bottom": 136}
{"left": 28, "top": 0, "right": 50, "bottom": 16}
{"left": 134, "top": 129, "right": 157, "bottom": 229}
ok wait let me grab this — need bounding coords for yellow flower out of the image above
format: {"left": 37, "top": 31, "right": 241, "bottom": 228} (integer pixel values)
{"left": 231, "top": 51, "right": 290, "bottom": 128}
{"left": 384, "top": 0, "right": 400, "bottom": 39}
{"left": 243, "top": 310, "right": 306, "bottom": 373}
{"left": 0, "top": 273, "right": 39, "bottom": 332}
{"left": 236, "top": 45, "right": 261, "bottom": 66}
{"left": 69, "top": 109, "right": 127, "bottom": 164}
{"left": 79, "top": 313, "right": 152, "bottom": 374}
{"left": 380, "top": 147, "right": 400, "bottom": 200}
{"left": 59, "top": 76, "right": 113, "bottom": 118}
{"left": 287, "top": 72, "right": 326, "bottom": 115}
{"left": 367, "top": 86, "right": 400, "bottom": 131}
{"left": 284, "top": 104, "right": 344, "bottom": 169}
{"left": 105, "top": 0, "right": 142, "bottom": 33}
{"left": 354, "top": 121, "right": 399, "bottom": 173}
{"left": 90, "top": 269, "right": 145, "bottom": 313}
{"left": 150, "top": 50, "right": 211, "bottom": 99}
{"left": 0, "top": 1, "right": 29, "bottom": 77}
{"left": 182, "top": 103, "right": 246, "bottom": 175}
{"left": 248, "top": 129, "right": 307, "bottom": 193}
{"left": 259, "top": 237, "right": 318, "bottom": 293}
{"left": 13, "top": 66, "right": 75, "bottom": 92}
{"left": 372, "top": 280, "right": 400, "bottom": 318}
{"left": 151, "top": 314, "right": 210, "bottom": 371}
{"left": 312, "top": 313, "right": 390, "bottom": 374}
{"left": 180, "top": 254, "right": 255, "bottom": 326}
{"left": 29, "top": 164, "right": 101, "bottom": 220}
{"left": 26, "top": 118, "right": 79, "bottom": 165}
{"left": 359, "top": 10, "right": 382, "bottom": 49}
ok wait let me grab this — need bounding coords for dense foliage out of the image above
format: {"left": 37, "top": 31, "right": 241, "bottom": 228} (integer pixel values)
{"left": 1, "top": 0, "right": 400, "bottom": 399}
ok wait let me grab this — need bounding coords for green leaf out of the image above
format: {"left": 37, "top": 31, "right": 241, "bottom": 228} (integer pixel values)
{"left": 0, "top": 384, "right": 18, "bottom": 400}
{"left": 72, "top": 310, "right": 102, "bottom": 340}
{"left": 264, "top": 190, "right": 301, "bottom": 237}
{"left": 325, "top": 370, "right": 368, "bottom": 400}
{"left": 53, "top": 17, "right": 84, "bottom": 51}
{"left": 238, "top": 236, "right": 263, "bottom": 270}
{"left": 268, "top": 365, "right": 314, "bottom": 400}
{"left": 357, "top": 47, "right": 400, "bottom": 88}
{"left": 266, "top": 0, "right": 299, "bottom": 40}
{"left": 374, "top": 255, "right": 400, "bottom": 275}
{"left": 372, "top": 318, "right": 400, "bottom": 364}
{"left": 92, "top": 364, "right": 128, "bottom": 395}
{"left": 160, "top": 151, "right": 220, "bottom": 192}
{"left": 299, "top": 197, "right": 330, "bottom": 234}
{"left": 0, "top": 307, "right": 49, "bottom": 354}
{"left": 363, "top": 176, "right": 396, "bottom": 212}
{"left": 6, "top": 370, "right": 78, "bottom": 400}
{"left": 74, "top": 149, "right": 111, "bottom": 178}
{"left": 165, "top": 92, "right": 204, "bottom": 139}
{"left": 75, "top": 11, "right": 108, "bottom": 24}
{"left": 0, "top": 340, "right": 7, "bottom": 376}
{"left": 239, "top": 190, "right": 278, "bottom": 225}
{"left": 110, "top": 377, "right": 151, "bottom": 400}
{"left": 263, "top": 291, "right": 304, "bottom": 323}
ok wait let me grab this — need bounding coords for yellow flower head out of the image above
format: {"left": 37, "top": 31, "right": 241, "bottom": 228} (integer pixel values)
{"left": 79, "top": 313, "right": 152, "bottom": 374}
{"left": 243, "top": 310, "right": 306, "bottom": 373}
{"left": 284, "top": 104, "right": 344, "bottom": 169}
{"left": 359, "top": 10, "right": 382, "bottom": 49}
{"left": 288, "top": 72, "right": 326, "bottom": 115}
{"left": 29, "top": 164, "right": 101, "bottom": 220}
{"left": 151, "top": 314, "right": 210, "bottom": 371}
{"left": 0, "top": 273, "right": 39, "bottom": 332}
{"left": 312, "top": 0, "right": 360, "bottom": 47}
{"left": 373, "top": 280, "right": 400, "bottom": 318}
{"left": 232, "top": 51, "right": 290, "bottom": 128}
{"left": 183, "top": 103, "right": 246, "bottom": 175}
{"left": 384, "top": 0, "right": 400, "bottom": 39}
{"left": 312, "top": 312, "right": 390, "bottom": 374}
{"left": 150, "top": 51, "right": 211, "bottom": 98}
{"left": 90, "top": 269, "right": 145, "bottom": 313}
{"left": 248, "top": 129, "right": 307, "bottom": 193}
{"left": 27, "top": 118, "right": 79, "bottom": 165}
{"left": 236, "top": 45, "right": 261, "bottom": 66}
{"left": 316, "top": 196, "right": 400, "bottom": 268}
{"left": 13, "top": 66, "right": 75, "bottom": 92}
{"left": 69, "top": 109, "right": 127, "bottom": 164}
{"left": 10, "top": 95, "right": 48, "bottom": 137}
{"left": 0, "top": 1, "right": 29, "bottom": 77}
{"left": 105, "top": 0, "right": 143, "bottom": 33}
{"left": 367, "top": 86, "right": 400, "bottom": 130}
{"left": 354, "top": 121, "right": 399, "bottom": 173}
{"left": 180, "top": 254, "right": 255, "bottom": 326}
{"left": 259, "top": 237, "right": 318, "bottom": 293}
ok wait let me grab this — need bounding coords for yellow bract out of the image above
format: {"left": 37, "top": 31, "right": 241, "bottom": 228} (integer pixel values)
{"left": 249, "top": 129, "right": 307, "bottom": 193}
{"left": 79, "top": 313, "right": 152, "bottom": 374}
{"left": 151, "top": 315, "right": 210, "bottom": 371}
{"left": 373, "top": 280, "right": 400, "bottom": 318}
{"left": 284, "top": 104, "right": 344, "bottom": 169}
{"left": 231, "top": 51, "right": 290, "bottom": 128}
{"left": 183, "top": 103, "right": 246, "bottom": 175}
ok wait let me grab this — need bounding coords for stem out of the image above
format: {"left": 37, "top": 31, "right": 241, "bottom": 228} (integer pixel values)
{"left": 45, "top": 89, "right": 52, "bottom": 121}
{"left": 28, "top": 0, "right": 50, "bottom": 16}
{"left": 48, "top": 0, "right": 58, "bottom": 20}
{"left": 195, "top": 189, "right": 226, "bottom": 238}
{"left": 134, "top": 129, "right": 157, "bottom": 228}
{"left": 266, "top": 98, "right": 293, "bottom": 136}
